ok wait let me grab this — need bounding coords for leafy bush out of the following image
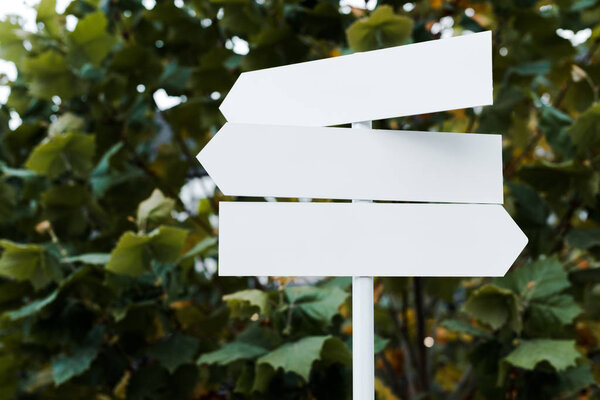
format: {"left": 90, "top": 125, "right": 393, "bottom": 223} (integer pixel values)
{"left": 0, "top": 0, "right": 599, "bottom": 399}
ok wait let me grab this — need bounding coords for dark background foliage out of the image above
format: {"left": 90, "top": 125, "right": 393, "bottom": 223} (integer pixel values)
{"left": 0, "top": 0, "right": 600, "bottom": 398}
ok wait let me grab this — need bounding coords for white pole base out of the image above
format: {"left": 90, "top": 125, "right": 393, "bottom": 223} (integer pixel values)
{"left": 352, "top": 276, "right": 374, "bottom": 400}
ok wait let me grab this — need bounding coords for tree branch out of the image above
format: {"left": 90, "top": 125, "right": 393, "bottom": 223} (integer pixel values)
{"left": 388, "top": 294, "right": 418, "bottom": 397}
{"left": 413, "top": 277, "right": 429, "bottom": 395}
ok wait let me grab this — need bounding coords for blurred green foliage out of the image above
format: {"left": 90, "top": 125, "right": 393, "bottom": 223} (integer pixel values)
{"left": 0, "top": 0, "right": 599, "bottom": 398}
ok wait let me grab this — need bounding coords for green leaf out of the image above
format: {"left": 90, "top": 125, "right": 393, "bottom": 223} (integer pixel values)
{"left": 252, "top": 363, "right": 276, "bottom": 393}
{"left": 489, "top": 251, "right": 580, "bottom": 336}
{"left": 68, "top": 11, "right": 117, "bottom": 66}
{"left": 0, "top": 162, "right": 37, "bottom": 179}
{"left": 178, "top": 237, "right": 217, "bottom": 262}
{"left": 508, "top": 182, "right": 549, "bottom": 226}
{"left": 90, "top": 142, "right": 143, "bottom": 198}
{"left": 236, "top": 325, "right": 282, "bottom": 349}
{"left": 0, "top": 280, "right": 30, "bottom": 307}
{"left": 478, "top": 85, "right": 525, "bottom": 134}
{"left": 150, "top": 226, "right": 190, "bottom": 263}
{"left": 495, "top": 256, "right": 569, "bottom": 301}
{"left": 106, "top": 232, "right": 152, "bottom": 277}
{"left": 197, "top": 341, "right": 268, "bottom": 365}
{"left": 321, "top": 336, "right": 352, "bottom": 366}
{"left": 37, "top": 0, "right": 62, "bottom": 38}
{"left": 568, "top": 102, "right": 600, "bottom": 156}
{"left": 40, "top": 184, "right": 94, "bottom": 237}
{"left": 0, "top": 353, "right": 18, "bottom": 398}
{"left": 557, "top": 365, "right": 595, "bottom": 395}
{"left": 22, "top": 50, "right": 78, "bottom": 100}
{"left": 374, "top": 335, "right": 389, "bottom": 353}
{"left": 346, "top": 5, "right": 413, "bottom": 51}
{"left": 508, "top": 60, "right": 551, "bottom": 76}
{"left": 285, "top": 286, "right": 348, "bottom": 325}
{"left": 320, "top": 276, "right": 352, "bottom": 290}
{"left": 25, "top": 132, "right": 95, "bottom": 178}
{"left": 223, "top": 289, "right": 270, "bottom": 318}
{"left": 219, "top": 4, "right": 263, "bottom": 37}
{"left": 518, "top": 161, "right": 599, "bottom": 207}
{"left": 234, "top": 364, "right": 255, "bottom": 395}
{"left": 62, "top": 253, "right": 110, "bottom": 265}
{"left": 440, "top": 319, "right": 494, "bottom": 339}
{"left": 0, "top": 240, "right": 61, "bottom": 291}
{"left": 527, "top": 294, "right": 582, "bottom": 329}
{"left": 109, "top": 43, "right": 163, "bottom": 86}
{"left": 6, "top": 84, "right": 34, "bottom": 117}
{"left": 257, "top": 336, "right": 350, "bottom": 380}
{"left": 48, "top": 113, "right": 85, "bottom": 136}
{"left": 136, "top": 189, "right": 175, "bottom": 229}
{"left": 159, "top": 61, "right": 193, "bottom": 93}
{"left": 538, "top": 103, "right": 574, "bottom": 158}
{"left": 36, "top": 0, "right": 56, "bottom": 17}
{"left": 51, "top": 325, "right": 105, "bottom": 386}
{"left": 0, "top": 180, "right": 17, "bottom": 224}
{"left": 463, "top": 284, "right": 522, "bottom": 332}
{"left": 0, "top": 20, "right": 26, "bottom": 63}
{"left": 503, "top": 339, "right": 579, "bottom": 371}
{"left": 106, "top": 226, "right": 188, "bottom": 276}
{"left": 566, "top": 228, "right": 600, "bottom": 249}
{"left": 4, "top": 289, "right": 58, "bottom": 320}
{"left": 424, "top": 277, "right": 461, "bottom": 302}
{"left": 148, "top": 333, "right": 199, "bottom": 373}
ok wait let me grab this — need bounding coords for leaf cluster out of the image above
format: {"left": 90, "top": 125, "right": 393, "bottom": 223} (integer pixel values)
{"left": 0, "top": 0, "right": 600, "bottom": 399}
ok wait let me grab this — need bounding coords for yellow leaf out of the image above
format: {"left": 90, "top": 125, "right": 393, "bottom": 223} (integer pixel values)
{"left": 374, "top": 377, "right": 401, "bottom": 400}
{"left": 329, "top": 48, "right": 342, "bottom": 58}
{"left": 153, "top": 314, "right": 164, "bottom": 340}
{"left": 434, "top": 363, "right": 464, "bottom": 392}
{"left": 430, "top": 0, "right": 443, "bottom": 10}
{"left": 113, "top": 370, "right": 130, "bottom": 400}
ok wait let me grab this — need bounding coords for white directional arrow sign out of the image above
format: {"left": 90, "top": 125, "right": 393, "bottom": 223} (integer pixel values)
{"left": 220, "top": 31, "right": 492, "bottom": 127}
{"left": 218, "top": 202, "right": 528, "bottom": 277}
{"left": 198, "top": 123, "right": 503, "bottom": 203}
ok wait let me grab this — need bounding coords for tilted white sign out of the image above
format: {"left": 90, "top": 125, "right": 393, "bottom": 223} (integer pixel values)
{"left": 198, "top": 123, "right": 503, "bottom": 203}
{"left": 220, "top": 31, "right": 492, "bottom": 127}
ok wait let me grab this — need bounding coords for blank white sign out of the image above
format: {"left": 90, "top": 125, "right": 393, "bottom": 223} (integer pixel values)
{"left": 218, "top": 202, "right": 528, "bottom": 277}
{"left": 198, "top": 123, "right": 503, "bottom": 203}
{"left": 219, "top": 31, "right": 492, "bottom": 127}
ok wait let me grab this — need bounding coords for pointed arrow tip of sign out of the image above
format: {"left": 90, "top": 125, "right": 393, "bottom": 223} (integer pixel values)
{"left": 196, "top": 123, "right": 234, "bottom": 196}
{"left": 218, "top": 95, "right": 233, "bottom": 123}
{"left": 219, "top": 72, "right": 251, "bottom": 123}
{"left": 494, "top": 207, "right": 528, "bottom": 277}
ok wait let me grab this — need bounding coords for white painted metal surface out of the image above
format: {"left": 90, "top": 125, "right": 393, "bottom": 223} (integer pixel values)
{"left": 219, "top": 31, "right": 492, "bottom": 127}
{"left": 353, "top": 276, "right": 374, "bottom": 400}
{"left": 351, "top": 121, "right": 375, "bottom": 400}
{"left": 217, "top": 202, "right": 528, "bottom": 277}
{"left": 197, "top": 123, "right": 503, "bottom": 203}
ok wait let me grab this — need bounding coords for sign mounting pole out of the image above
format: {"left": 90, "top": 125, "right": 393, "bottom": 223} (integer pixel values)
{"left": 351, "top": 120, "right": 374, "bottom": 400}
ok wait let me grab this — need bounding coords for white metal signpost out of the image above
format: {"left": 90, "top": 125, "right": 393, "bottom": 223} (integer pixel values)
{"left": 197, "top": 30, "right": 528, "bottom": 400}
